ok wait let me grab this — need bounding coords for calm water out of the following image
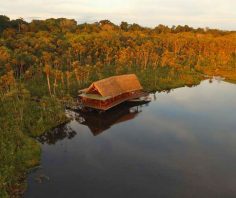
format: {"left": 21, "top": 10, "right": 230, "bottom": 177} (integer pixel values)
{"left": 25, "top": 79, "right": 236, "bottom": 198}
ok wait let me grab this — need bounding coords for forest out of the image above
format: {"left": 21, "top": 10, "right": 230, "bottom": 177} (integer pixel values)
{"left": 0, "top": 15, "right": 236, "bottom": 197}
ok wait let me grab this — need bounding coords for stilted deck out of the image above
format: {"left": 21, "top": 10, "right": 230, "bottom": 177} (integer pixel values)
{"left": 80, "top": 91, "right": 148, "bottom": 111}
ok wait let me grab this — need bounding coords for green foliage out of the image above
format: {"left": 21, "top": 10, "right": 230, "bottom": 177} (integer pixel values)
{"left": 23, "top": 96, "right": 67, "bottom": 137}
{"left": 0, "top": 86, "right": 67, "bottom": 197}
{"left": 0, "top": 15, "right": 10, "bottom": 33}
{"left": 135, "top": 66, "right": 202, "bottom": 92}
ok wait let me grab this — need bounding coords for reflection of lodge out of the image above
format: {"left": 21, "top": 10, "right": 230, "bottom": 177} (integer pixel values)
{"left": 37, "top": 101, "right": 150, "bottom": 144}
{"left": 79, "top": 74, "right": 147, "bottom": 111}
{"left": 76, "top": 102, "right": 149, "bottom": 136}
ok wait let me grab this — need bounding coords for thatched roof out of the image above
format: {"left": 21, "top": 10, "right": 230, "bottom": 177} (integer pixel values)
{"left": 83, "top": 74, "right": 142, "bottom": 97}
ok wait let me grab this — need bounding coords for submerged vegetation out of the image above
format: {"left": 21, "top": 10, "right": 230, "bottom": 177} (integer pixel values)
{"left": 0, "top": 15, "right": 235, "bottom": 197}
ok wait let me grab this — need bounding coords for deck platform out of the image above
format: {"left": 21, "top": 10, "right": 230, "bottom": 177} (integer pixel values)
{"left": 80, "top": 91, "right": 148, "bottom": 111}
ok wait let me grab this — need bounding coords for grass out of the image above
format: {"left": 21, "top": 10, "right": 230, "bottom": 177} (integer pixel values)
{"left": 135, "top": 66, "right": 203, "bottom": 92}
{"left": 0, "top": 87, "right": 68, "bottom": 198}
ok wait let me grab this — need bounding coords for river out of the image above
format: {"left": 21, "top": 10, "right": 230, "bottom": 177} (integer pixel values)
{"left": 25, "top": 79, "right": 236, "bottom": 198}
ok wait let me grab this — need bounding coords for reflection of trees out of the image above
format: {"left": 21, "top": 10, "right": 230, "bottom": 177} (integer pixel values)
{"left": 76, "top": 102, "right": 150, "bottom": 136}
{"left": 36, "top": 124, "right": 76, "bottom": 144}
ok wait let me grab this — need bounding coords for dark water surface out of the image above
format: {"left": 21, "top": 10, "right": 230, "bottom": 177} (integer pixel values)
{"left": 25, "top": 79, "right": 236, "bottom": 198}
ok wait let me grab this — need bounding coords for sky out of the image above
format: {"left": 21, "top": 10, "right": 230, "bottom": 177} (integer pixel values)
{"left": 0, "top": 0, "right": 235, "bottom": 30}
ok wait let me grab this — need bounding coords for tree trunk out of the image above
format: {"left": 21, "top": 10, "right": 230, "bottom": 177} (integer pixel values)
{"left": 46, "top": 74, "right": 52, "bottom": 96}
{"left": 53, "top": 78, "right": 57, "bottom": 96}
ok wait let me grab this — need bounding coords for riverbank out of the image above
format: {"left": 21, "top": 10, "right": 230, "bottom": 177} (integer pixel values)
{"left": 0, "top": 88, "right": 68, "bottom": 198}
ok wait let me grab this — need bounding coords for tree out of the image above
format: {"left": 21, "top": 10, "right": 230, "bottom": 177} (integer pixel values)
{"left": 120, "top": 21, "right": 129, "bottom": 31}
{"left": 0, "top": 15, "right": 10, "bottom": 33}
{"left": 0, "top": 46, "right": 11, "bottom": 74}
{"left": 44, "top": 64, "right": 52, "bottom": 96}
{"left": 154, "top": 24, "right": 170, "bottom": 34}
{"left": 59, "top": 18, "right": 77, "bottom": 33}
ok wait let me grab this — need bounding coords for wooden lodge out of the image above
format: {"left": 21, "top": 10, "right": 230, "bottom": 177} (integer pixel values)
{"left": 78, "top": 74, "right": 146, "bottom": 111}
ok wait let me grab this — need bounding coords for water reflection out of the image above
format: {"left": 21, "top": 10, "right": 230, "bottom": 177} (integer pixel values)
{"left": 76, "top": 101, "right": 150, "bottom": 136}
{"left": 37, "top": 101, "right": 150, "bottom": 144}
{"left": 37, "top": 124, "right": 77, "bottom": 145}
